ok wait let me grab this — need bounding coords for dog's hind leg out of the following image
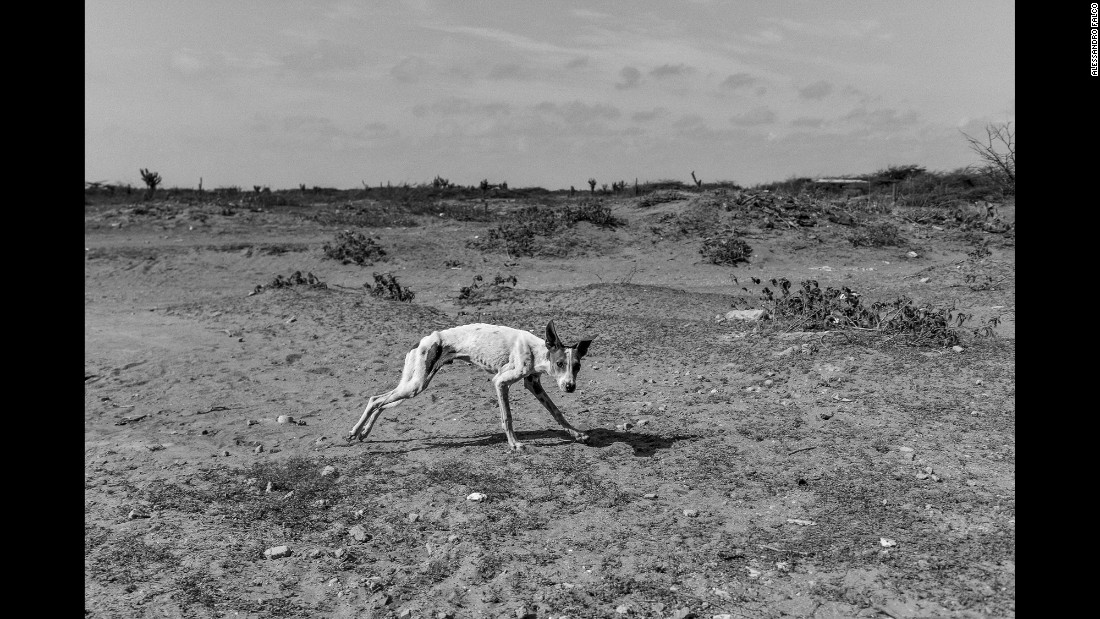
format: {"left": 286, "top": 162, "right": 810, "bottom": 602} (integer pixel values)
{"left": 348, "top": 336, "right": 444, "bottom": 443}
{"left": 523, "top": 376, "right": 589, "bottom": 443}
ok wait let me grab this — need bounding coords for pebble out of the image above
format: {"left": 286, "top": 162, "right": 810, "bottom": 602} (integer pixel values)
{"left": 879, "top": 538, "right": 897, "bottom": 547}
{"left": 919, "top": 277, "right": 931, "bottom": 283}
{"left": 127, "top": 508, "right": 150, "bottom": 520}
{"left": 246, "top": 419, "right": 258, "bottom": 426}
{"left": 819, "top": 412, "right": 833, "bottom": 420}
{"left": 643, "top": 493, "right": 657, "bottom": 499}
{"left": 264, "top": 545, "right": 290, "bottom": 559}
{"left": 277, "top": 415, "right": 294, "bottom": 424}
{"left": 906, "top": 251, "right": 918, "bottom": 258}
{"left": 222, "top": 450, "right": 230, "bottom": 457}
{"left": 467, "top": 492, "right": 487, "bottom": 502}
{"left": 254, "top": 445, "right": 264, "bottom": 454}
{"left": 683, "top": 509, "right": 699, "bottom": 517}
{"left": 348, "top": 525, "right": 369, "bottom": 542}
{"left": 952, "top": 346, "right": 964, "bottom": 353}
{"left": 407, "top": 512, "right": 419, "bottom": 523}
{"left": 320, "top": 465, "right": 338, "bottom": 477}
{"left": 265, "top": 481, "right": 273, "bottom": 493}
{"left": 334, "top": 548, "right": 346, "bottom": 558}
{"left": 615, "top": 604, "right": 630, "bottom": 614}
{"left": 898, "top": 446, "right": 913, "bottom": 452}
{"left": 308, "top": 549, "right": 322, "bottom": 558}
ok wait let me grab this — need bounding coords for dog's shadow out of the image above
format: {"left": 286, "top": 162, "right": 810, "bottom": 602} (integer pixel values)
{"left": 374, "top": 427, "right": 697, "bottom": 457}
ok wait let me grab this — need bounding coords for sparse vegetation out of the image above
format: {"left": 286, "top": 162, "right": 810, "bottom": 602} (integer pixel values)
{"left": 322, "top": 230, "right": 387, "bottom": 265}
{"left": 250, "top": 270, "right": 327, "bottom": 295}
{"left": 455, "top": 274, "right": 518, "bottom": 305}
{"left": 848, "top": 222, "right": 904, "bottom": 247}
{"left": 962, "top": 121, "right": 1015, "bottom": 197}
{"left": 365, "top": 272, "right": 415, "bottom": 302}
{"left": 139, "top": 168, "right": 162, "bottom": 200}
{"left": 700, "top": 235, "right": 753, "bottom": 265}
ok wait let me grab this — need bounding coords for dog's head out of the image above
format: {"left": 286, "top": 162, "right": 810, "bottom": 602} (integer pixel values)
{"left": 544, "top": 320, "right": 595, "bottom": 393}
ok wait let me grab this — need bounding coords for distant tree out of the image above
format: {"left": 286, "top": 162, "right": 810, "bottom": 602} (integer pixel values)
{"left": 588, "top": 178, "right": 597, "bottom": 194}
{"left": 961, "top": 121, "right": 1015, "bottom": 197}
{"left": 139, "top": 168, "right": 161, "bottom": 200}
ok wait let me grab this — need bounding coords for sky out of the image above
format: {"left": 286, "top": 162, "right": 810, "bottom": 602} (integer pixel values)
{"left": 85, "top": 1, "right": 1015, "bottom": 190}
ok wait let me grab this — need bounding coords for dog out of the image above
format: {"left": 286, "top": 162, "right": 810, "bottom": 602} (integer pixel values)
{"left": 347, "top": 321, "right": 595, "bottom": 451}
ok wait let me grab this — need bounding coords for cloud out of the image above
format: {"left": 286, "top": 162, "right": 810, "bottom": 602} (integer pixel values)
{"left": 488, "top": 63, "right": 534, "bottom": 81}
{"left": 843, "top": 107, "right": 920, "bottom": 128}
{"left": 390, "top": 56, "right": 429, "bottom": 83}
{"left": 412, "top": 98, "right": 511, "bottom": 118}
{"left": 649, "top": 63, "right": 694, "bottom": 78}
{"left": 730, "top": 106, "right": 777, "bottom": 126}
{"left": 631, "top": 107, "right": 671, "bottom": 123}
{"left": 798, "top": 80, "right": 834, "bottom": 100}
{"left": 169, "top": 49, "right": 208, "bottom": 75}
{"left": 279, "top": 40, "right": 367, "bottom": 75}
{"left": 615, "top": 66, "right": 642, "bottom": 90}
{"left": 721, "top": 73, "right": 757, "bottom": 90}
{"left": 791, "top": 117, "right": 825, "bottom": 129}
{"left": 534, "top": 101, "right": 621, "bottom": 122}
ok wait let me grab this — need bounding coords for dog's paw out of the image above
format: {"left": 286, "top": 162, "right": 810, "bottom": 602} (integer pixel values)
{"left": 573, "top": 432, "right": 590, "bottom": 443}
{"left": 345, "top": 433, "right": 359, "bottom": 444}
{"left": 510, "top": 442, "right": 526, "bottom": 452}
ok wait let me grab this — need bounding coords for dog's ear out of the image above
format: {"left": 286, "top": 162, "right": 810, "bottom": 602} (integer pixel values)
{"left": 575, "top": 336, "right": 596, "bottom": 359}
{"left": 545, "top": 321, "right": 561, "bottom": 349}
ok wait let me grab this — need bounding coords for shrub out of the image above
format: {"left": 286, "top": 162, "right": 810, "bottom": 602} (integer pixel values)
{"left": 562, "top": 200, "right": 625, "bottom": 228}
{"left": 249, "top": 271, "right": 326, "bottom": 295}
{"left": 848, "top": 222, "right": 903, "bottom": 247}
{"left": 700, "top": 236, "right": 753, "bottom": 265}
{"left": 366, "top": 272, "right": 415, "bottom": 302}
{"left": 322, "top": 230, "right": 387, "bottom": 265}
{"left": 456, "top": 274, "right": 518, "bottom": 305}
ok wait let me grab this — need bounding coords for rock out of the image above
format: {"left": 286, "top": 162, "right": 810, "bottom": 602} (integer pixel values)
{"left": 246, "top": 419, "right": 258, "bottom": 426}
{"left": 898, "top": 446, "right": 913, "bottom": 452}
{"left": 819, "top": 412, "right": 833, "bottom": 420}
{"left": 916, "top": 473, "right": 929, "bottom": 480}
{"left": 683, "top": 509, "right": 699, "bottom": 517}
{"left": 308, "top": 549, "right": 322, "bottom": 558}
{"left": 128, "top": 508, "right": 150, "bottom": 520}
{"left": 254, "top": 445, "right": 264, "bottom": 454}
{"left": 919, "top": 277, "right": 931, "bottom": 283}
{"left": 315, "top": 436, "right": 327, "bottom": 445}
{"left": 349, "top": 525, "right": 370, "bottom": 542}
{"left": 879, "top": 538, "right": 897, "bottom": 547}
{"left": 334, "top": 548, "right": 346, "bottom": 558}
{"left": 745, "top": 567, "right": 761, "bottom": 579}
{"left": 407, "top": 512, "right": 419, "bottom": 523}
{"left": 277, "top": 415, "right": 294, "bottom": 424}
{"left": 321, "top": 465, "right": 338, "bottom": 477}
{"left": 467, "top": 492, "right": 487, "bottom": 502}
{"left": 265, "top": 481, "right": 274, "bottom": 493}
{"left": 725, "top": 309, "right": 766, "bottom": 321}
{"left": 763, "top": 379, "right": 773, "bottom": 387}
{"left": 643, "top": 493, "right": 657, "bottom": 499}
{"left": 222, "top": 450, "right": 231, "bottom": 457}
{"left": 906, "top": 251, "right": 918, "bottom": 258}
{"left": 952, "top": 346, "right": 964, "bottom": 353}
{"left": 671, "top": 609, "right": 693, "bottom": 619}
{"left": 264, "top": 545, "right": 290, "bottom": 559}
{"left": 615, "top": 604, "right": 630, "bottom": 614}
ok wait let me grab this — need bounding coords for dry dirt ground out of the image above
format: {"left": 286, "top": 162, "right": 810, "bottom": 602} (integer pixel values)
{"left": 85, "top": 191, "right": 1015, "bottom": 619}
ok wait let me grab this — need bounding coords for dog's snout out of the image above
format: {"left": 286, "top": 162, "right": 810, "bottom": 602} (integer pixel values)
{"left": 564, "top": 383, "right": 576, "bottom": 393}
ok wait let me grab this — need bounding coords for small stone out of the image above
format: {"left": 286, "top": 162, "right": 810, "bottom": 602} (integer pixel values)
{"left": 744, "top": 567, "right": 761, "bottom": 579}
{"left": 254, "top": 445, "right": 264, "bottom": 454}
{"left": 334, "top": 548, "right": 346, "bottom": 558}
{"left": 320, "top": 465, "right": 338, "bottom": 477}
{"left": 348, "top": 525, "right": 369, "bottom": 542}
{"left": 246, "top": 419, "right": 258, "bottom": 426}
{"left": 467, "top": 492, "right": 487, "bottom": 502}
{"left": 615, "top": 604, "right": 630, "bottom": 614}
{"left": 683, "top": 509, "right": 699, "bottom": 517}
{"left": 277, "top": 415, "right": 294, "bottom": 424}
{"left": 643, "top": 493, "right": 657, "bottom": 499}
{"left": 222, "top": 450, "right": 230, "bottom": 457}
{"left": 819, "top": 412, "right": 833, "bottom": 420}
{"left": 906, "top": 251, "right": 918, "bottom": 258}
{"left": 763, "top": 379, "right": 773, "bottom": 387}
{"left": 407, "top": 512, "right": 419, "bottom": 523}
{"left": 916, "top": 473, "right": 929, "bottom": 480}
{"left": 898, "top": 446, "right": 913, "bottom": 452}
{"left": 265, "top": 481, "right": 273, "bottom": 493}
{"left": 725, "top": 309, "right": 765, "bottom": 321}
{"left": 931, "top": 475, "right": 941, "bottom": 482}
{"left": 880, "top": 538, "right": 897, "bottom": 547}
{"left": 315, "top": 436, "right": 327, "bottom": 445}
{"left": 952, "top": 346, "right": 964, "bottom": 353}
{"left": 516, "top": 606, "right": 530, "bottom": 618}
{"left": 263, "top": 545, "right": 290, "bottom": 559}
{"left": 308, "top": 549, "right": 322, "bottom": 558}
{"left": 919, "top": 277, "right": 930, "bottom": 283}
{"left": 923, "top": 466, "right": 934, "bottom": 474}
{"left": 127, "top": 508, "right": 149, "bottom": 520}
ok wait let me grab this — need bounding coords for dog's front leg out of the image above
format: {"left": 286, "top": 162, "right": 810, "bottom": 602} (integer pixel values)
{"left": 523, "top": 376, "right": 589, "bottom": 443}
{"left": 492, "top": 369, "right": 526, "bottom": 451}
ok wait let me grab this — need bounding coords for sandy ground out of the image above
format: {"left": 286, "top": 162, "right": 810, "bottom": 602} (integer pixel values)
{"left": 85, "top": 191, "right": 1014, "bottom": 618}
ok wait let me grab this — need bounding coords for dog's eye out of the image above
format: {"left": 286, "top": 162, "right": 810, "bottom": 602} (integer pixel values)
{"left": 556, "top": 362, "right": 565, "bottom": 369}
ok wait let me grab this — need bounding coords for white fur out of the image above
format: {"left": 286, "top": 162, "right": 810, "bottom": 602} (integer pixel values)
{"left": 347, "top": 322, "right": 591, "bottom": 451}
